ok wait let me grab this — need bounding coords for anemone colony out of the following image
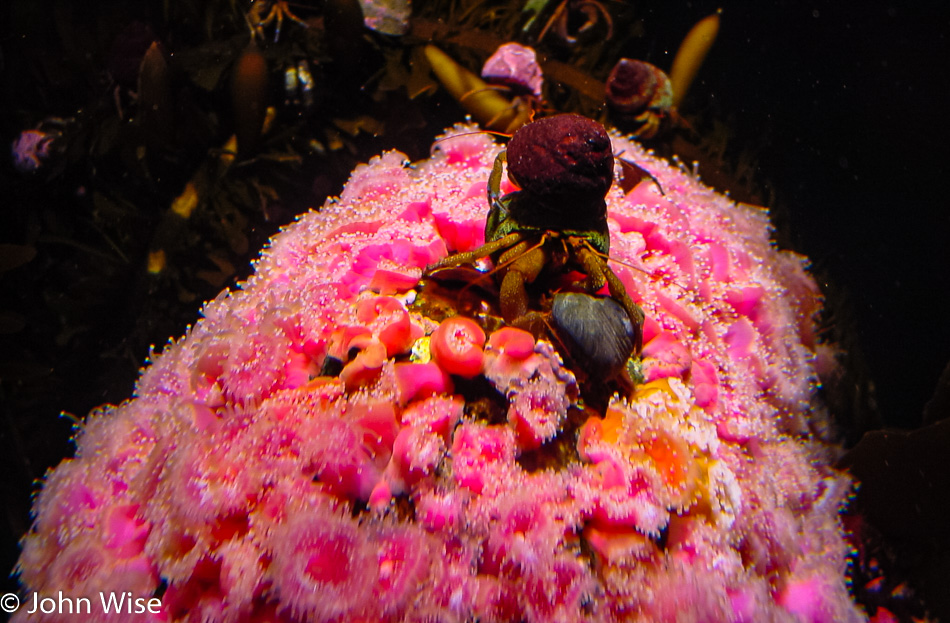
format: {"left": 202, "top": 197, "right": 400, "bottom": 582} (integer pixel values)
{"left": 13, "top": 121, "right": 863, "bottom": 622}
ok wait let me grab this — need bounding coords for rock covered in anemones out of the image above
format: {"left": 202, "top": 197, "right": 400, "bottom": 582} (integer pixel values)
{"left": 15, "top": 123, "right": 864, "bottom": 622}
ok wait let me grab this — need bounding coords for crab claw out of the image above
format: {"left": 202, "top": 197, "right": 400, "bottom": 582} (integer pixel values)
{"left": 551, "top": 293, "right": 637, "bottom": 380}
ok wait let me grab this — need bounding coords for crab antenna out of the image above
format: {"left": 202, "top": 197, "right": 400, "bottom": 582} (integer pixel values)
{"left": 596, "top": 249, "right": 689, "bottom": 294}
{"left": 587, "top": 247, "right": 654, "bottom": 278}
{"left": 431, "top": 130, "right": 514, "bottom": 156}
{"left": 584, "top": 246, "right": 689, "bottom": 294}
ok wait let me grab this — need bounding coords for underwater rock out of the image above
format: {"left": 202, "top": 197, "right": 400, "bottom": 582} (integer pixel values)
{"left": 14, "top": 124, "right": 863, "bottom": 622}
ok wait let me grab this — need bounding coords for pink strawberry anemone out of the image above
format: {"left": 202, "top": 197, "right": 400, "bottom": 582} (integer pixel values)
{"left": 15, "top": 123, "right": 864, "bottom": 622}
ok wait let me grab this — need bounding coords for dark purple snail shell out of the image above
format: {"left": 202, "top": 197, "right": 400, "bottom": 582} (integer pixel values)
{"left": 506, "top": 114, "right": 614, "bottom": 208}
{"left": 551, "top": 292, "right": 637, "bottom": 380}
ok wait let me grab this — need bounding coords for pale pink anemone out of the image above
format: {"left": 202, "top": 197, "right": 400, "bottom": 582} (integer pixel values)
{"left": 11, "top": 129, "right": 56, "bottom": 173}
{"left": 15, "top": 123, "right": 864, "bottom": 622}
{"left": 482, "top": 42, "right": 544, "bottom": 100}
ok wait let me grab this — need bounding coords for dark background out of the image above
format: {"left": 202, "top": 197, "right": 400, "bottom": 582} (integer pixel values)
{"left": 2, "top": 0, "right": 949, "bottom": 618}
{"left": 646, "top": 0, "right": 950, "bottom": 434}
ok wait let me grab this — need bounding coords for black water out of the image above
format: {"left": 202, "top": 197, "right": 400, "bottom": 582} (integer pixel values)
{"left": 2, "top": 0, "right": 948, "bottom": 618}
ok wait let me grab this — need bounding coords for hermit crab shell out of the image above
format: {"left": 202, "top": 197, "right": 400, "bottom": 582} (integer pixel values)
{"left": 506, "top": 113, "right": 614, "bottom": 207}
{"left": 605, "top": 59, "right": 673, "bottom": 116}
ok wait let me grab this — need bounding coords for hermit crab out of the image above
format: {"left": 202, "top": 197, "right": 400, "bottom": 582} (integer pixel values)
{"left": 244, "top": 0, "right": 307, "bottom": 41}
{"left": 429, "top": 114, "right": 645, "bottom": 375}
{"left": 605, "top": 59, "right": 675, "bottom": 140}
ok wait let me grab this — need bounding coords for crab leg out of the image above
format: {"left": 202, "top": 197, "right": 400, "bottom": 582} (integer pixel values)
{"left": 497, "top": 240, "right": 546, "bottom": 323}
{"left": 429, "top": 232, "right": 526, "bottom": 271}
{"left": 573, "top": 238, "right": 644, "bottom": 353}
{"left": 488, "top": 151, "right": 507, "bottom": 206}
